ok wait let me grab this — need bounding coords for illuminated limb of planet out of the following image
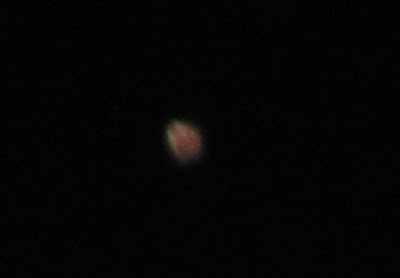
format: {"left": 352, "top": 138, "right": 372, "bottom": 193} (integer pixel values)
{"left": 165, "top": 120, "right": 203, "bottom": 163}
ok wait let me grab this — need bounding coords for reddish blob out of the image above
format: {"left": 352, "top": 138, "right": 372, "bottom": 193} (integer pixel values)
{"left": 167, "top": 121, "right": 202, "bottom": 162}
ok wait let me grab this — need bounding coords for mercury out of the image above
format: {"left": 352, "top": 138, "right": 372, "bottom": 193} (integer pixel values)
{"left": 165, "top": 119, "right": 203, "bottom": 163}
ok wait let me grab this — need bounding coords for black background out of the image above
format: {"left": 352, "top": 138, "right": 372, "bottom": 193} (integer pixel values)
{"left": 2, "top": 1, "right": 396, "bottom": 277}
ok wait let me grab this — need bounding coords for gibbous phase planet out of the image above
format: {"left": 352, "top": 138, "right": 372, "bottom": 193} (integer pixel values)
{"left": 166, "top": 120, "right": 203, "bottom": 163}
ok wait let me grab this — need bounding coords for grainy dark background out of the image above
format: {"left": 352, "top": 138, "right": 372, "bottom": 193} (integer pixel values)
{"left": 2, "top": 1, "right": 396, "bottom": 277}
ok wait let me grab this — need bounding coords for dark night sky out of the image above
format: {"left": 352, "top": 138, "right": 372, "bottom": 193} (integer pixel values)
{"left": 2, "top": 1, "right": 396, "bottom": 277}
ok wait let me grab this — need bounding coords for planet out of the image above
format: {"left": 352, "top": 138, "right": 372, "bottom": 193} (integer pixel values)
{"left": 166, "top": 120, "right": 203, "bottom": 163}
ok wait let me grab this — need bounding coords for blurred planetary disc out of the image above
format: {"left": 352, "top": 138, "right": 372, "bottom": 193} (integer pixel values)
{"left": 166, "top": 120, "right": 203, "bottom": 163}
